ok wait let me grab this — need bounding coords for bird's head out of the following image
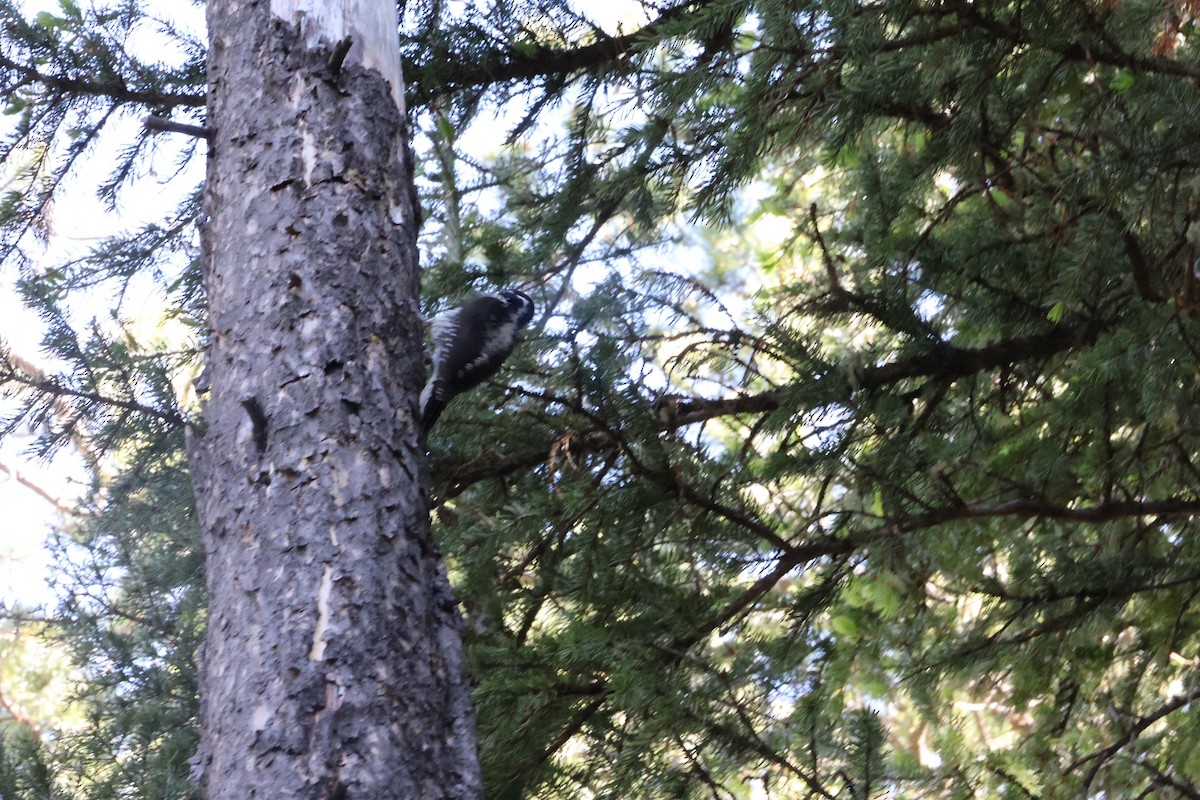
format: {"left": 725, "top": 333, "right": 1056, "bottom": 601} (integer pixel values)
{"left": 502, "top": 289, "right": 535, "bottom": 328}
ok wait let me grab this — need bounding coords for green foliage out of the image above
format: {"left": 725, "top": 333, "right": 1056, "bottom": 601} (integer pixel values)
{"left": 410, "top": 0, "right": 1200, "bottom": 796}
{"left": 43, "top": 437, "right": 202, "bottom": 800}
{"left": 0, "top": 727, "right": 68, "bottom": 799}
{"left": 5, "top": 0, "right": 1200, "bottom": 798}
{"left": 0, "top": 2, "right": 202, "bottom": 794}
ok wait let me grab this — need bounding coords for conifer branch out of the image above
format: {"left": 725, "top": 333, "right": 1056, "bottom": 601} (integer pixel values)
{"left": 528, "top": 695, "right": 607, "bottom": 782}
{"left": 673, "top": 483, "right": 792, "bottom": 552}
{"left": 0, "top": 352, "right": 95, "bottom": 461}
{"left": 679, "top": 700, "right": 838, "bottom": 799}
{"left": 691, "top": 537, "right": 855, "bottom": 642}
{"left": 973, "top": 570, "right": 1200, "bottom": 603}
{"left": 855, "top": 318, "right": 1106, "bottom": 388}
{"left": 0, "top": 53, "right": 205, "bottom": 107}
{"left": 0, "top": 357, "right": 185, "bottom": 429}
{"left": 695, "top": 495, "right": 1200, "bottom": 637}
{"left": 435, "top": 317, "right": 1113, "bottom": 501}
{"left": 809, "top": 203, "right": 849, "bottom": 300}
{"left": 1137, "top": 762, "right": 1200, "bottom": 800}
{"left": 948, "top": 1, "right": 1200, "bottom": 81}
{"left": 1068, "top": 685, "right": 1200, "bottom": 789}
{"left": 407, "top": 0, "right": 720, "bottom": 103}
{"left": 892, "top": 497, "right": 1200, "bottom": 531}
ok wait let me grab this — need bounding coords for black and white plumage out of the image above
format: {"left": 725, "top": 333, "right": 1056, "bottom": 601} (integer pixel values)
{"left": 419, "top": 289, "right": 535, "bottom": 433}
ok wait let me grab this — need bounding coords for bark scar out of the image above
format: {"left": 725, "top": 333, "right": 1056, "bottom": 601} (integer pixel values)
{"left": 241, "top": 397, "right": 269, "bottom": 452}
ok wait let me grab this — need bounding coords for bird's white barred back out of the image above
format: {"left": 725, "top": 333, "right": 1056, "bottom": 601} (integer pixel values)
{"left": 419, "top": 290, "right": 534, "bottom": 435}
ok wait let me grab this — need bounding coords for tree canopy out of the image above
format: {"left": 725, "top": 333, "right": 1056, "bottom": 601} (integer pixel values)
{"left": 3, "top": 0, "right": 1200, "bottom": 797}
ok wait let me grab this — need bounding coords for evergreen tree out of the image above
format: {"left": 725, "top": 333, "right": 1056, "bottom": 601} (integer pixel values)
{"left": 4, "top": 0, "right": 1200, "bottom": 797}
{"left": 407, "top": 1, "right": 1200, "bottom": 795}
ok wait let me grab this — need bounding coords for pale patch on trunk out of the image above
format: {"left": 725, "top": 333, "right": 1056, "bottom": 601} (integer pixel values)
{"left": 269, "top": 0, "right": 406, "bottom": 110}
{"left": 310, "top": 563, "right": 334, "bottom": 660}
{"left": 301, "top": 126, "right": 317, "bottom": 187}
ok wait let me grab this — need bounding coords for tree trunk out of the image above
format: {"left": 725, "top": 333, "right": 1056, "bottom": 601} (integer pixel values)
{"left": 188, "top": 2, "right": 482, "bottom": 797}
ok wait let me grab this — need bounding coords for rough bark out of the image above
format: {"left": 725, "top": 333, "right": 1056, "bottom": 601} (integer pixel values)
{"left": 189, "top": 2, "right": 482, "bottom": 798}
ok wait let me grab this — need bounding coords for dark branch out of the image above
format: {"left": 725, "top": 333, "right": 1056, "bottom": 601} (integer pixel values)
{"left": 686, "top": 536, "right": 855, "bottom": 643}
{"left": 407, "top": 0, "right": 719, "bottom": 104}
{"left": 952, "top": 2, "right": 1200, "bottom": 81}
{"left": 435, "top": 317, "right": 1113, "bottom": 501}
{"left": 0, "top": 53, "right": 206, "bottom": 108}
{"left": 145, "top": 114, "right": 212, "bottom": 140}
{"left": 1068, "top": 685, "right": 1200, "bottom": 789}
{"left": 653, "top": 391, "right": 782, "bottom": 427}
{"left": 893, "top": 497, "right": 1200, "bottom": 532}
{"left": 327, "top": 35, "right": 354, "bottom": 75}
{"left": 0, "top": 361, "right": 185, "bottom": 429}
{"left": 855, "top": 319, "right": 1104, "bottom": 389}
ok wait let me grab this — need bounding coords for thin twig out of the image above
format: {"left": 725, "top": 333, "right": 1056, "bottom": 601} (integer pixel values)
{"left": 1068, "top": 685, "right": 1200, "bottom": 790}
{"left": 0, "top": 460, "right": 75, "bottom": 515}
{"left": 809, "top": 202, "right": 847, "bottom": 298}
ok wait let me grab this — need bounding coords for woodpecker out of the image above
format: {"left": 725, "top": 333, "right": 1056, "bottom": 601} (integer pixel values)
{"left": 419, "top": 289, "right": 535, "bottom": 433}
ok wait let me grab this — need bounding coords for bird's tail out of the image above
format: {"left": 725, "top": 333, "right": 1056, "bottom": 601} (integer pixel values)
{"left": 419, "top": 377, "right": 448, "bottom": 434}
